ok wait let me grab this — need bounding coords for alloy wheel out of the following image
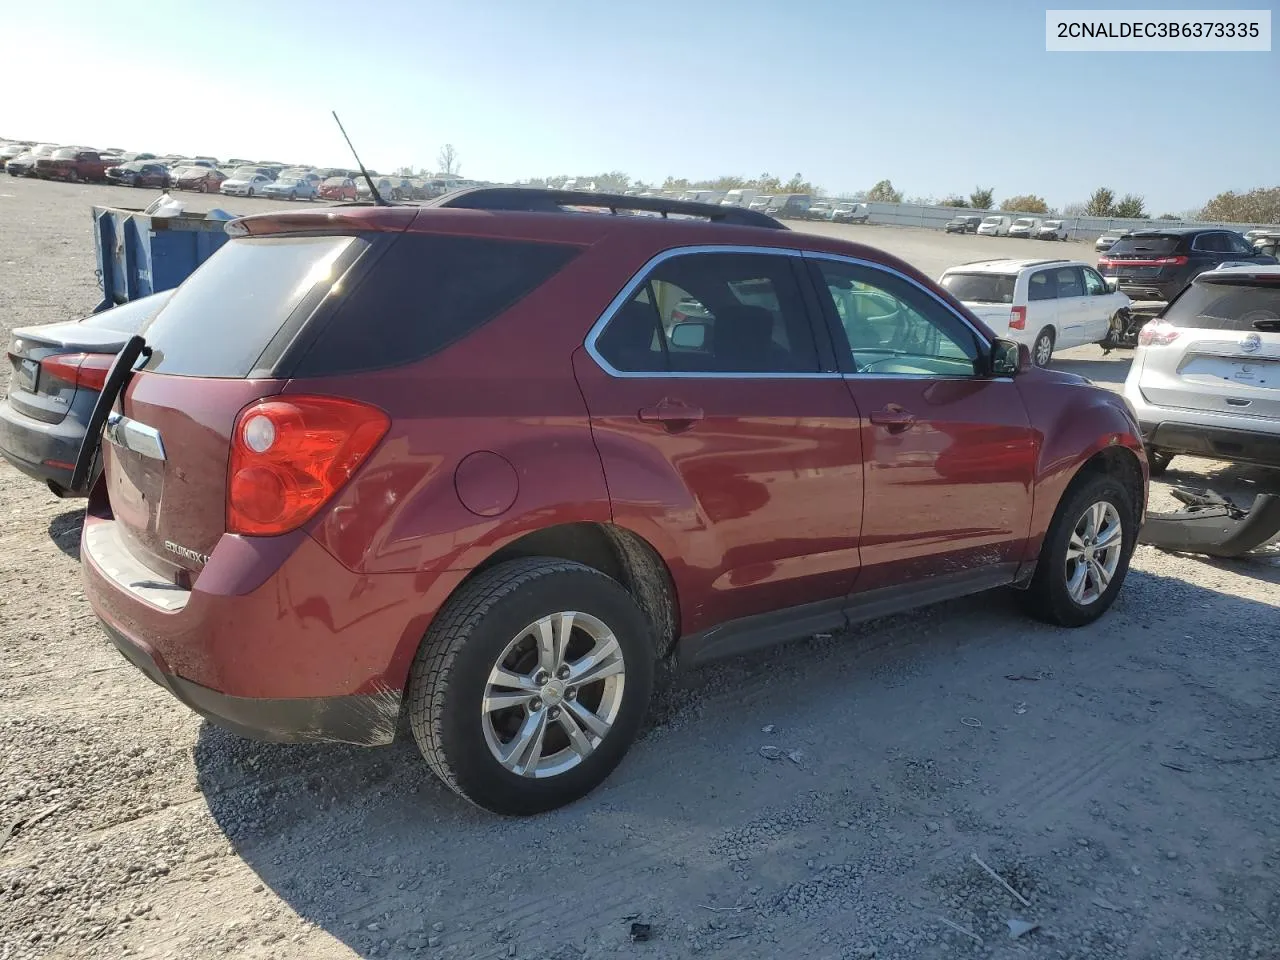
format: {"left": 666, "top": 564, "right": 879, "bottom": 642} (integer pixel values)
{"left": 481, "top": 611, "right": 626, "bottom": 779}
{"left": 1065, "top": 501, "right": 1123, "bottom": 605}
{"left": 1034, "top": 334, "right": 1053, "bottom": 366}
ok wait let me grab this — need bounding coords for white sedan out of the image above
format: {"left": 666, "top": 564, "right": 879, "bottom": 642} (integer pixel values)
{"left": 220, "top": 173, "right": 273, "bottom": 197}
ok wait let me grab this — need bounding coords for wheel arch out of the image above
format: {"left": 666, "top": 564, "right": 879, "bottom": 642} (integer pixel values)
{"left": 462, "top": 521, "right": 680, "bottom": 659}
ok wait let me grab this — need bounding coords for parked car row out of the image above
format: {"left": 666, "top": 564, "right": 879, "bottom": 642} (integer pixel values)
{"left": 0, "top": 138, "right": 487, "bottom": 204}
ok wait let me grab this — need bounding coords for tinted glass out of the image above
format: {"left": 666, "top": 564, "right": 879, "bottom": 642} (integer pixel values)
{"left": 141, "top": 236, "right": 362, "bottom": 377}
{"left": 1192, "top": 233, "right": 1229, "bottom": 253}
{"left": 939, "top": 272, "right": 1016, "bottom": 303}
{"left": 1108, "top": 235, "right": 1180, "bottom": 256}
{"left": 1054, "top": 267, "right": 1085, "bottom": 298}
{"left": 1028, "top": 271, "right": 1055, "bottom": 301}
{"left": 596, "top": 253, "right": 818, "bottom": 374}
{"left": 1225, "top": 233, "right": 1254, "bottom": 254}
{"left": 817, "top": 261, "right": 981, "bottom": 377}
{"left": 294, "top": 234, "right": 581, "bottom": 376}
{"left": 1163, "top": 280, "right": 1280, "bottom": 331}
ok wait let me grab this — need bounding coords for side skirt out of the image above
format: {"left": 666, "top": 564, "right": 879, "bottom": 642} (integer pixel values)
{"left": 677, "top": 563, "right": 1020, "bottom": 668}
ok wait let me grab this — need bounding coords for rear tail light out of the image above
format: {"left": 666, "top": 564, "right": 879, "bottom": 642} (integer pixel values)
{"left": 227, "top": 395, "right": 390, "bottom": 536}
{"left": 1138, "top": 320, "right": 1180, "bottom": 347}
{"left": 40, "top": 352, "right": 115, "bottom": 391}
{"left": 1096, "top": 257, "right": 1112, "bottom": 268}
{"left": 1009, "top": 306, "right": 1026, "bottom": 330}
{"left": 1152, "top": 255, "right": 1188, "bottom": 266}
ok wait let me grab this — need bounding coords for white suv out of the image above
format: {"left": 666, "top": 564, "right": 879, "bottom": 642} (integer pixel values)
{"left": 939, "top": 258, "right": 1132, "bottom": 366}
{"left": 1124, "top": 265, "right": 1280, "bottom": 474}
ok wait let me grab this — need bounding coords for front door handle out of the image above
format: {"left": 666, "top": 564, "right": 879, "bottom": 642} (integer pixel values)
{"left": 870, "top": 404, "right": 916, "bottom": 433}
{"left": 638, "top": 399, "right": 704, "bottom": 433}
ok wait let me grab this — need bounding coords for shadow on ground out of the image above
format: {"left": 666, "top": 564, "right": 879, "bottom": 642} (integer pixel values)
{"left": 48, "top": 508, "right": 83, "bottom": 560}
{"left": 195, "top": 568, "right": 1280, "bottom": 959}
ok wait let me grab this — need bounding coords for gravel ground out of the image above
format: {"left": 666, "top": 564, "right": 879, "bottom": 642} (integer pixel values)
{"left": 1, "top": 177, "right": 1278, "bottom": 960}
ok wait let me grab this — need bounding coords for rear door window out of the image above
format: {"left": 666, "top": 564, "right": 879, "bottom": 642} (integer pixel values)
{"left": 1163, "top": 280, "right": 1280, "bottom": 331}
{"left": 1053, "top": 267, "right": 1085, "bottom": 298}
{"left": 1192, "top": 233, "right": 1229, "bottom": 253}
{"left": 594, "top": 253, "right": 820, "bottom": 375}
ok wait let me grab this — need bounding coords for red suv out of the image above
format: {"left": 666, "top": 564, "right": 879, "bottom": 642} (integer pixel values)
{"left": 79, "top": 189, "right": 1147, "bottom": 815}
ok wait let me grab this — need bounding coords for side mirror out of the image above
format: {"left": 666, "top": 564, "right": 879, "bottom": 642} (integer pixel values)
{"left": 989, "top": 338, "right": 1023, "bottom": 377}
{"left": 669, "top": 322, "right": 708, "bottom": 349}
{"left": 1105, "top": 277, "right": 1119, "bottom": 293}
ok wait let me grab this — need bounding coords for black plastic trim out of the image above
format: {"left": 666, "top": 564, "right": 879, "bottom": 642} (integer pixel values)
{"left": 678, "top": 563, "right": 1020, "bottom": 667}
{"left": 433, "top": 187, "right": 786, "bottom": 229}
{"left": 102, "top": 622, "right": 400, "bottom": 746}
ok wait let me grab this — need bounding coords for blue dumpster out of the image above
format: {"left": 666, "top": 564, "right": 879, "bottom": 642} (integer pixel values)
{"left": 92, "top": 205, "right": 235, "bottom": 312}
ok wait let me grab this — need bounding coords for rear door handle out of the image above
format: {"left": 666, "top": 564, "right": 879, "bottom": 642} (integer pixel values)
{"left": 638, "top": 399, "right": 704, "bottom": 433}
{"left": 870, "top": 405, "right": 916, "bottom": 433}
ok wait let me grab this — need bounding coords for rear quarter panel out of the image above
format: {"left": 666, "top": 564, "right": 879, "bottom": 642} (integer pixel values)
{"left": 1015, "top": 373, "right": 1147, "bottom": 566}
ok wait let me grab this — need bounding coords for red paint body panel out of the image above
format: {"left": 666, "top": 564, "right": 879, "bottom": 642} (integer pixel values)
{"left": 81, "top": 488, "right": 459, "bottom": 698}
{"left": 843, "top": 377, "right": 1038, "bottom": 590}
{"left": 573, "top": 350, "right": 863, "bottom": 634}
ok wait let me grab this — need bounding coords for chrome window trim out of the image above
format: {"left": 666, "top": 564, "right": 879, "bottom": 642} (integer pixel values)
{"left": 582, "top": 245, "right": 842, "bottom": 380}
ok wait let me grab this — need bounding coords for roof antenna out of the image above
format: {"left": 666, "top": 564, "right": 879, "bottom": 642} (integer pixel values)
{"left": 332, "top": 110, "right": 387, "bottom": 206}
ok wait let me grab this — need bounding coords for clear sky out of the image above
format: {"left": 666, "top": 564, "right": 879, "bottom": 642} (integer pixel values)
{"left": 2, "top": 0, "right": 1274, "bottom": 213}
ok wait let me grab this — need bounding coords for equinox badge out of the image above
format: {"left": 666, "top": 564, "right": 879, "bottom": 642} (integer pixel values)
{"left": 164, "top": 541, "right": 210, "bottom": 566}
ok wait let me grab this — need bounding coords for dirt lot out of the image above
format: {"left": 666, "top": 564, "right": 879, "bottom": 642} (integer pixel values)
{"left": 1, "top": 178, "right": 1278, "bottom": 960}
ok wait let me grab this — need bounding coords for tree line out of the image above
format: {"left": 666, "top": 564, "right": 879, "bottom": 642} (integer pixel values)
{"left": 400, "top": 151, "right": 1279, "bottom": 225}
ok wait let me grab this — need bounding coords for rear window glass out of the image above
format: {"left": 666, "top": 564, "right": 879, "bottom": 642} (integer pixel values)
{"left": 141, "top": 236, "right": 363, "bottom": 377}
{"left": 939, "top": 272, "right": 1016, "bottom": 303}
{"left": 1163, "top": 280, "right": 1280, "bottom": 331}
{"left": 1108, "top": 236, "right": 1180, "bottom": 256}
{"left": 292, "top": 234, "right": 581, "bottom": 376}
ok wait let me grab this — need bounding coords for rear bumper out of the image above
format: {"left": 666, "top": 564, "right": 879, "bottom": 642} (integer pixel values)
{"left": 102, "top": 620, "right": 399, "bottom": 745}
{"left": 1140, "top": 419, "right": 1280, "bottom": 467}
{"left": 80, "top": 495, "right": 462, "bottom": 743}
{"left": 1127, "top": 384, "right": 1280, "bottom": 467}
{"left": 0, "top": 398, "right": 84, "bottom": 491}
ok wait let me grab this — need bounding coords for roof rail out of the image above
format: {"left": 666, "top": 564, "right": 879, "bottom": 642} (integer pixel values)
{"left": 431, "top": 187, "right": 787, "bottom": 229}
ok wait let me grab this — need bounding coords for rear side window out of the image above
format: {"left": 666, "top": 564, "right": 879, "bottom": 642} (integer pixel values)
{"left": 141, "top": 236, "right": 364, "bottom": 377}
{"left": 1109, "top": 235, "right": 1181, "bottom": 256}
{"left": 594, "top": 252, "right": 819, "bottom": 374}
{"left": 293, "top": 234, "right": 581, "bottom": 376}
{"left": 1053, "top": 267, "right": 1085, "bottom": 298}
{"left": 1028, "top": 271, "right": 1055, "bottom": 301}
{"left": 1163, "top": 280, "right": 1280, "bottom": 331}
{"left": 939, "top": 272, "right": 1016, "bottom": 304}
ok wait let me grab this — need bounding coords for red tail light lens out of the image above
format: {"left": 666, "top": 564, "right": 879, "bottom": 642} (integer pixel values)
{"left": 1096, "top": 257, "right": 1112, "bottom": 268}
{"left": 1138, "top": 320, "right": 1180, "bottom": 347}
{"left": 227, "top": 395, "right": 390, "bottom": 536}
{"left": 1009, "top": 306, "right": 1027, "bottom": 330}
{"left": 40, "top": 352, "right": 115, "bottom": 391}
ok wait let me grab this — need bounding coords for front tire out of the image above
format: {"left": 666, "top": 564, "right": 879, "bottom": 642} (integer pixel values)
{"left": 406, "top": 558, "right": 655, "bottom": 815}
{"left": 1032, "top": 328, "right": 1055, "bottom": 367}
{"left": 1019, "top": 472, "right": 1136, "bottom": 627}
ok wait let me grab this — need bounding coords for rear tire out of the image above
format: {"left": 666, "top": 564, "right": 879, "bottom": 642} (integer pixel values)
{"left": 1032, "top": 328, "right": 1055, "bottom": 367}
{"left": 406, "top": 558, "right": 655, "bottom": 815}
{"left": 1018, "top": 472, "right": 1136, "bottom": 627}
